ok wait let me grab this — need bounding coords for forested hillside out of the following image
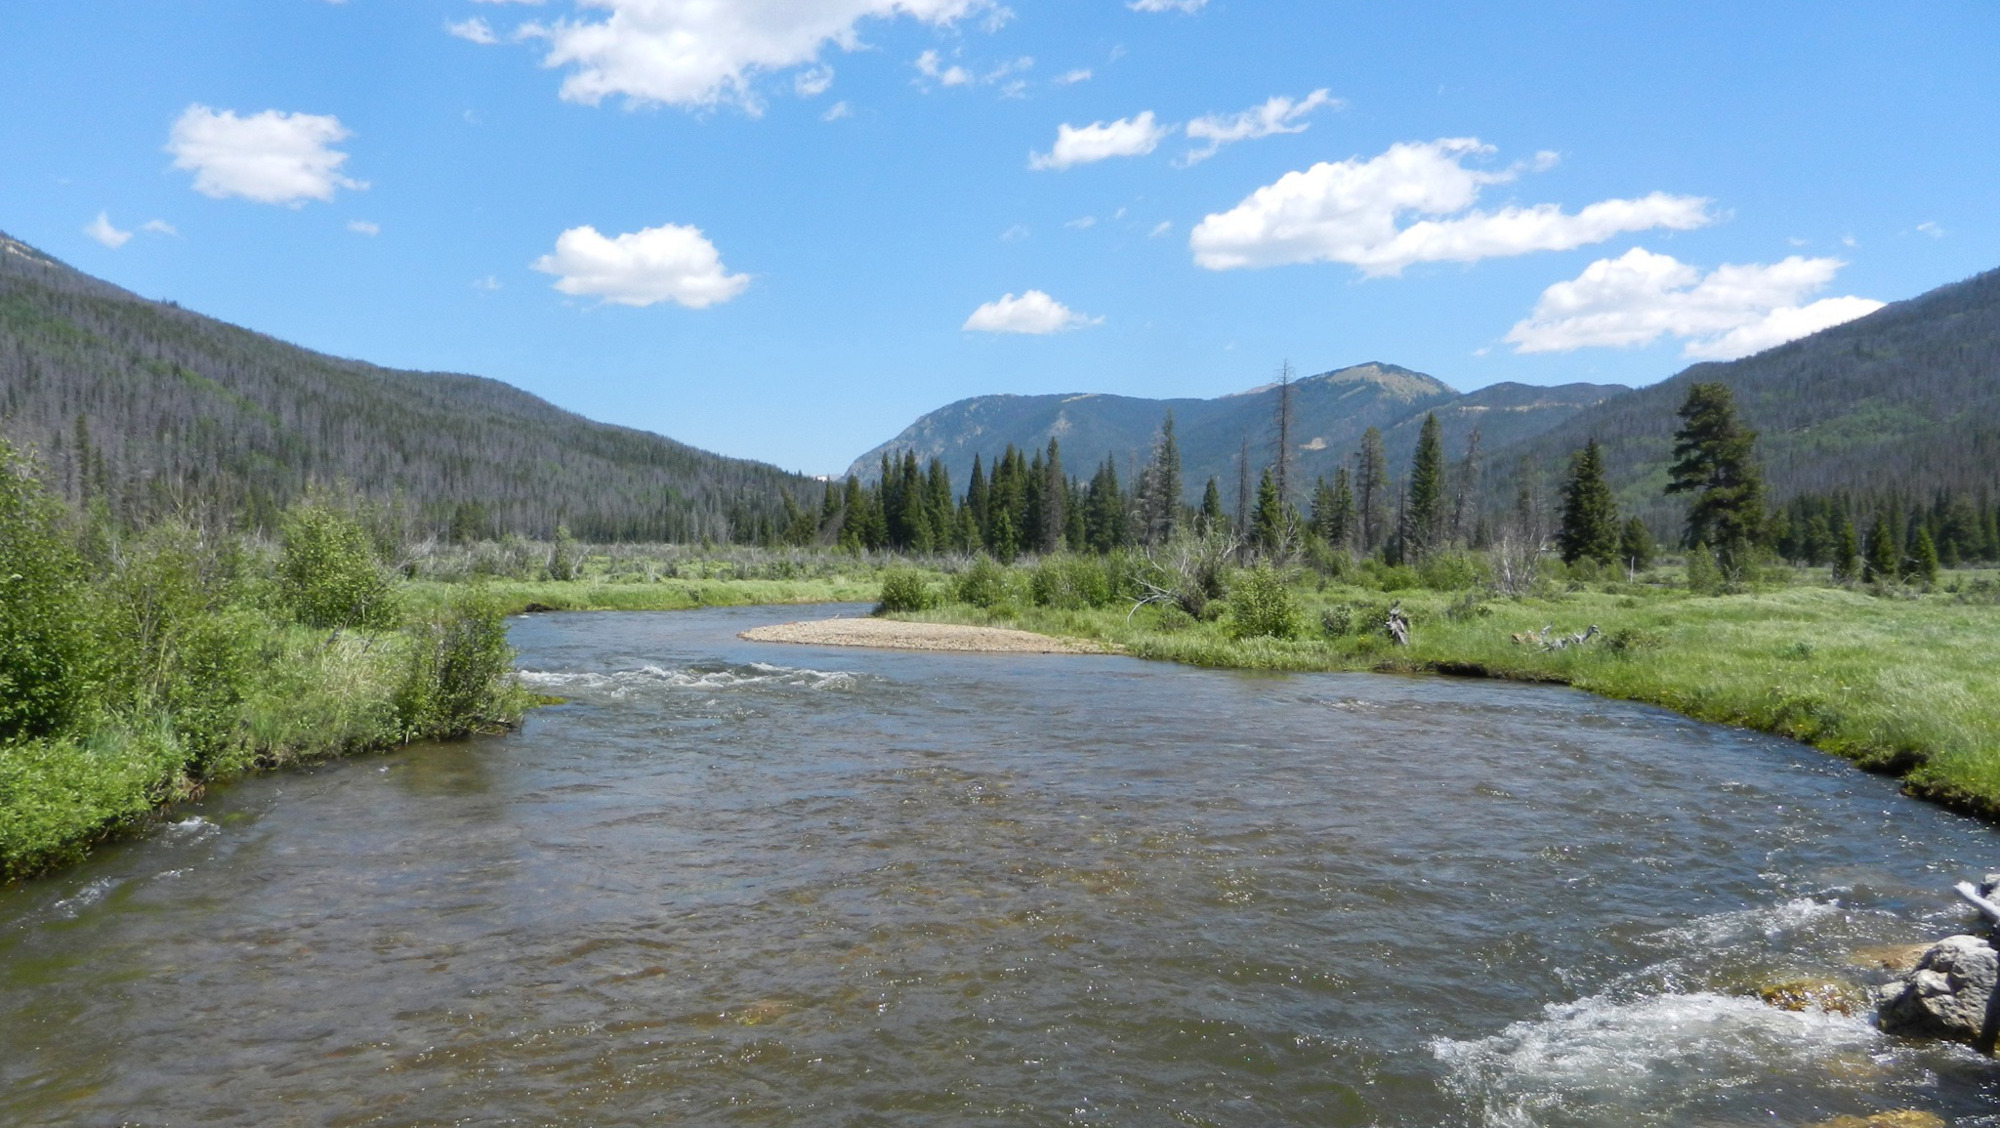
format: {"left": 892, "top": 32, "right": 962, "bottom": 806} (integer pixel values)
{"left": 850, "top": 363, "right": 1625, "bottom": 502}
{"left": 1489, "top": 265, "right": 2000, "bottom": 531}
{"left": 0, "top": 232, "right": 815, "bottom": 542}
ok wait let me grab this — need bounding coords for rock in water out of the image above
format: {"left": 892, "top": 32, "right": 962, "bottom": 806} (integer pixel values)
{"left": 1872, "top": 934, "right": 2000, "bottom": 1046}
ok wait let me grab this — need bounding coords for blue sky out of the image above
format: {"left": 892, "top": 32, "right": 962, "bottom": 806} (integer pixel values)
{"left": 2, "top": 2, "right": 1994, "bottom": 475}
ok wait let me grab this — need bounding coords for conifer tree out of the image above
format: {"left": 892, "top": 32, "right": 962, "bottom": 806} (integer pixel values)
{"left": 1405, "top": 413, "right": 1446, "bottom": 561}
{"left": 1831, "top": 513, "right": 1860, "bottom": 581}
{"left": 1355, "top": 427, "right": 1388, "bottom": 555}
{"left": 1904, "top": 523, "right": 1939, "bottom": 584}
{"left": 1197, "top": 477, "right": 1224, "bottom": 538}
{"left": 1252, "top": 467, "right": 1283, "bottom": 556}
{"left": 1863, "top": 514, "right": 1897, "bottom": 583}
{"left": 1557, "top": 439, "right": 1620, "bottom": 565}
{"left": 1666, "top": 382, "right": 1763, "bottom": 570}
{"left": 1084, "top": 458, "right": 1125, "bottom": 553}
{"left": 1043, "top": 439, "right": 1066, "bottom": 552}
{"left": 1324, "top": 467, "right": 1355, "bottom": 551}
{"left": 965, "top": 455, "right": 989, "bottom": 538}
{"left": 1619, "top": 516, "right": 1655, "bottom": 574}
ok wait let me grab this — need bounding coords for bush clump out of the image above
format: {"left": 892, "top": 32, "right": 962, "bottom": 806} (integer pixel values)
{"left": 1030, "top": 554, "right": 1113, "bottom": 610}
{"left": 1227, "top": 565, "right": 1300, "bottom": 639}
{"left": 954, "top": 556, "right": 1012, "bottom": 608}
{"left": 0, "top": 442, "right": 95, "bottom": 742}
{"left": 393, "top": 588, "right": 517, "bottom": 741}
{"left": 875, "top": 568, "right": 934, "bottom": 614}
{"left": 277, "top": 503, "right": 400, "bottom": 629}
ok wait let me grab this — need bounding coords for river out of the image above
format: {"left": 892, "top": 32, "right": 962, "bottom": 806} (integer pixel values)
{"left": 3, "top": 605, "right": 1997, "bottom": 1126}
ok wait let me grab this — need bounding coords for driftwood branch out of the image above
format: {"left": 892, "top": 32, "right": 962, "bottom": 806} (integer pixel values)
{"left": 1955, "top": 881, "right": 2000, "bottom": 925}
{"left": 1385, "top": 602, "right": 1410, "bottom": 646}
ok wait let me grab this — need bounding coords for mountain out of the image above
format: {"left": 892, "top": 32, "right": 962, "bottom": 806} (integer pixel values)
{"left": 1489, "top": 265, "right": 2000, "bottom": 531}
{"left": 849, "top": 362, "right": 1626, "bottom": 503}
{"left": 0, "top": 231, "right": 815, "bottom": 542}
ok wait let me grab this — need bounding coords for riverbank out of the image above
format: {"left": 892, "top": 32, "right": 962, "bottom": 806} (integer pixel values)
{"left": 742, "top": 616, "right": 1103, "bottom": 653}
{"left": 884, "top": 573, "right": 2000, "bottom": 822}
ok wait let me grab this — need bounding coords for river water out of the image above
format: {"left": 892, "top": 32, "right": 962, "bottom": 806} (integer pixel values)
{"left": 3, "top": 605, "right": 1998, "bottom": 1126}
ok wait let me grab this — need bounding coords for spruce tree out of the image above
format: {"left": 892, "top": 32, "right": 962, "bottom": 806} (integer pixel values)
{"left": 1831, "top": 513, "right": 1860, "bottom": 582}
{"left": 1619, "top": 517, "right": 1655, "bottom": 574}
{"left": 1666, "top": 382, "right": 1764, "bottom": 571}
{"left": 1252, "top": 468, "right": 1283, "bottom": 556}
{"left": 1557, "top": 439, "right": 1619, "bottom": 565}
{"left": 1904, "top": 524, "right": 1939, "bottom": 584}
{"left": 1198, "top": 476, "right": 1224, "bottom": 537}
{"left": 1355, "top": 427, "right": 1388, "bottom": 555}
{"left": 1405, "top": 413, "right": 1446, "bottom": 561}
{"left": 1863, "top": 514, "right": 1897, "bottom": 583}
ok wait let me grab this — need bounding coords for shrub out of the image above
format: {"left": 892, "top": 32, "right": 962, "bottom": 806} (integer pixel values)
{"left": 1227, "top": 565, "right": 1300, "bottom": 639}
{"left": 954, "top": 556, "right": 1012, "bottom": 608}
{"left": 0, "top": 442, "right": 95, "bottom": 743}
{"left": 1418, "top": 551, "right": 1486, "bottom": 592}
{"left": 277, "top": 503, "right": 399, "bottom": 630}
{"left": 875, "top": 568, "right": 933, "bottom": 614}
{"left": 393, "top": 588, "right": 516, "bottom": 741}
{"left": 1030, "top": 555, "right": 1113, "bottom": 610}
{"left": 1685, "top": 543, "right": 1724, "bottom": 595}
{"left": 1376, "top": 563, "right": 1420, "bottom": 592}
{"left": 1319, "top": 605, "right": 1353, "bottom": 637}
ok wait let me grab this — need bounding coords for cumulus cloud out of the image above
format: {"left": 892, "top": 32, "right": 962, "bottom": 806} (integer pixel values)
{"left": 533, "top": 0, "right": 994, "bottom": 111}
{"left": 1030, "top": 110, "right": 1167, "bottom": 170}
{"left": 85, "top": 213, "right": 132, "bottom": 249}
{"left": 1188, "top": 137, "right": 1709, "bottom": 274}
{"left": 821, "top": 100, "right": 852, "bottom": 121}
{"left": 1504, "top": 247, "right": 1885, "bottom": 360}
{"left": 531, "top": 222, "right": 749, "bottom": 308}
{"left": 963, "top": 290, "right": 1100, "bottom": 334}
{"left": 142, "top": 220, "right": 179, "bottom": 236}
{"left": 1054, "top": 68, "right": 1091, "bottom": 85}
{"left": 167, "top": 105, "right": 364, "bottom": 206}
{"left": 347, "top": 219, "right": 381, "bottom": 235}
{"left": 794, "top": 64, "right": 835, "bottom": 96}
{"left": 1128, "top": 0, "right": 1205, "bottom": 11}
{"left": 447, "top": 17, "right": 500, "bottom": 43}
{"left": 1180, "top": 89, "right": 1339, "bottom": 166}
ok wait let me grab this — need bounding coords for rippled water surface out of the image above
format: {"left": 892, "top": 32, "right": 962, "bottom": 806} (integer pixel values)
{"left": 5, "top": 605, "right": 2000, "bottom": 1126}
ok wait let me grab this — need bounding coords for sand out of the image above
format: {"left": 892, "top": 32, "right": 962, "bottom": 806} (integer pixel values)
{"left": 740, "top": 616, "right": 1103, "bottom": 654}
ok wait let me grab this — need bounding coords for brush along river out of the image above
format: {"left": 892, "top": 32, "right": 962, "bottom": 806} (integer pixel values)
{"left": 3, "top": 604, "right": 1997, "bottom": 1126}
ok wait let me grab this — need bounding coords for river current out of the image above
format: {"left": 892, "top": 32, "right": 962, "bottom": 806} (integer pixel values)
{"left": 3, "top": 604, "right": 1998, "bottom": 1126}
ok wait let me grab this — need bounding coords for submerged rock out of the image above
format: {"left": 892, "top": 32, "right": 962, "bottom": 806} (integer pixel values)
{"left": 1810, "top": 1113, "right": 1945, "bottom": 1128}
{"left": 1757, "top": 977, "right": 1861, "bottom": 1015}
{"left": 1871, "top": 933, "right": 1999, "bottom": 1046}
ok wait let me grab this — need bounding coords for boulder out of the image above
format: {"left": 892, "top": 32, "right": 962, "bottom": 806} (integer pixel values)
{"left": 1871, "top": 933, "right": 1999, "bottom": 1046}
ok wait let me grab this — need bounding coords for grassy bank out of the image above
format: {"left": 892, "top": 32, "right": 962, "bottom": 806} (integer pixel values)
{"left": 878, "top": 556, "right": 2000, "bottom": 821}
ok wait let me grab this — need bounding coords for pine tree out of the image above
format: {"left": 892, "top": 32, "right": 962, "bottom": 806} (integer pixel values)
{"left": 1043, "top": 439, "right": 1066, "bottom": 553}
{"left": 1252, "top": 468, "right": 1283, "bottom": 556}
{"left": 1619, "top": 516, "right": 1655, "bottom": 574}
{"left": 1140, "top": 412, "right": 1182, "bottom": 545}
{"left": 1863, "top": 514, "right": 1897, "bottom": 583}
{"left": 965, "top": 455, "right": 988, "bottom": 541}
{"left": 1325, "top": 467, "right": 1355, "bottom": 551}
{"left": 1666, "top": 382, "right": 1763, "bottom": 570}
{"left": 1904, "top": 523, "right": 1939, "bottom": 584}
{"left": 1085, "top": 458, "right": 1125, "bottom": 553}
{"left": 1831, "top": 512, "right": 1860, "bottom": 582}
{"left": 1557, "top": 439, "right": 1619, "bottom": 565}
{"left": 1405, "top": 413, "right": 1445, "bottom": 561}
{"left": 1355, "top": 427, "right": 1388, "bottom": 555}
{"left": 1198, "top": 476, "right": 1224, "bottom": 538}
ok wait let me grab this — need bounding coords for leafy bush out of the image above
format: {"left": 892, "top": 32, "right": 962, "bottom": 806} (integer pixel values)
{"left": 1375, "top": 563, "right": 1420, "bottom": 592}
{"left": 277, "top": 503, "right": 400, "bottom": 629}
{"left": 1319, "top": 605, "right": 1353, "bottom": 637}
{"left": 1685, "top": 543, "right": 1724, "bottom": 595}
{"left": 393, "top": 588, "right": 516, "bottom": 741}
{"left": 1227, "top": 565, "right": 1300, "bottom": 639}
{"left": 954, "top": 556, "right": 1012, "bottom": 608}
{"left": 0, "top": 442, "right": 95, "bottom": 743}
{"left": 97, "top": 524, "right": 251, "bottom": 764}
{"left": 1030, "top": 554, "right": 1113, "bottom": 610}
{"left": 1418, "top": 551, "right": 1486, "bottom": 592}
{"left": 875, "top": 568, "right": 934, "bottom": 614}
{"left": 0, "top": 723, "right": 184, "bottom": 879}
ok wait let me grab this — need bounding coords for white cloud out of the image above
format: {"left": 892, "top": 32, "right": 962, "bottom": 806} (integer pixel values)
{"left": 821, "top": 99, "right": 852, "bottom": 121}
{"left": 85, "top": 212, "right": 131, "bottom": 249}
{"left": 999, "top": 224, "right": 1029, "bottom": 241}
{"left": 1180, "top": 89, "right": 1340, "bottom": 166}
{"left": 963, "top": 290, "right": 1100, "bottom": 334}
{"left": 531, "top": 222, "right": 749, "bottom": 308}
{"left": 472, "top": 275, "right": 503, "bottom": 291}
{"left": 1065, "top": 215, "right": 1097, "bottom": 230}
{"left": 1148, "top": 220, "right": 1172, "bottom": 238}
{"left": 1916, "top": 221, "right": 1944, "bottom": 239}
{"left": 536, "top": 0, "right": 994, "bottom": 111}
{"left": 447, "top": 17, "right": 500, "bottom": 44}
{"left": 1054, "top": 68, "right": 1091, "bottom": 85}
{"left": 915, "top": 48, "right": 972, "bottom": 86}
{"left": 1188, "top": 137, "right": 1710, "bottom": 274}
{"left": 794, "top": 64, "right": 834, "bottom": 97}
{"left": 1029, "top": 110, "right": 1167, "bottom": 170}
{"left": 1504, "top": 247, "right": 1885, "bottom": 360}
{"left": 167, "top": 105, "right": 364, "bottom": 206}
{"left": 1128, "top": 0, "right": 1205, "bottom": 11}
{"left": 347, "top": 219, "right": 381, "bottom": 236}
{"left": 142, "top": 220, "right": 179, "bottom": 236}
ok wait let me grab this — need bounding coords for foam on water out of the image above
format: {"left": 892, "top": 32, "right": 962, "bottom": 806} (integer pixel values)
{"left": 1644, "top": 895, "right": 1843, "bottom": 950}
{"left": 1433, "top": 990, "right": 1886, "bottom": 1127}
{"left": 519, "top": 662, "right": 862, "bottom": 699}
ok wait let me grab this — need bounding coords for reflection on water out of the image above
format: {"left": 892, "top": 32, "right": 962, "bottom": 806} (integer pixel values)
{"left": 2, "top": 604, "right": 1997, "bottom": 1126}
